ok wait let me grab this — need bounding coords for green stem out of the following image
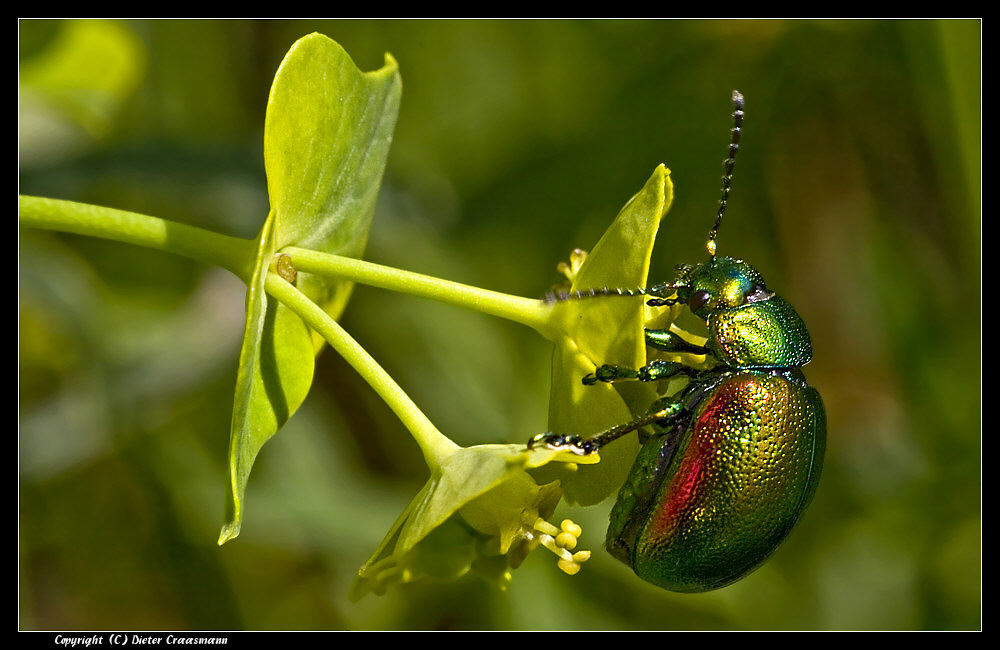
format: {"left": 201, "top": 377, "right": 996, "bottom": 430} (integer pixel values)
{"left": 264, "top": 272, "right": 459, "bottom": 470}
{"left": 283, "top": 246, "right": 559, "bottom": 339}
{"left": 19, "top": 196, "right": 559, "bottom": 341}
{"left": 18, "top": 195, "right": 257, "bottom": 282}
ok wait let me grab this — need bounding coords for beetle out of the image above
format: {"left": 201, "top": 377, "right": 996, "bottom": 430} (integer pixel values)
{"left": 529, "top": 91, "right": 826, "bottom": 593}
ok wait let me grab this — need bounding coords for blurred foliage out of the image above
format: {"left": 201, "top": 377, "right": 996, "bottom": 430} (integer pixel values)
{"left": 18, "top": 19, "right": 980, "bottom": 630}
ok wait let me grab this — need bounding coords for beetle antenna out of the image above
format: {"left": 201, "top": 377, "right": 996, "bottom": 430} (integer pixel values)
{"left": 707, "top": 90, "right": 744, "bottom": 261}
{"left": 545, "top": 92, "right": 744, "bottom": 304}
{"left": 544, "top": 280, "right": 682, "bottom": 305}
{"left": 544, "top": 286, "right": 653, "bottom": 304}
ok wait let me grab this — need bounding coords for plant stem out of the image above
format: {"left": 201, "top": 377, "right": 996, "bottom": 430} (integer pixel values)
{"left": 19, "top": 196, "right": 560, "bottom": 341}
{"left": 264, "top": 272, "right": 459, "bottom": 470}
{"left": 18, "top": 195, "right": 257, "bottom": 282}
{"left": 283, "top": 246, "right": 559, "bottom": 339}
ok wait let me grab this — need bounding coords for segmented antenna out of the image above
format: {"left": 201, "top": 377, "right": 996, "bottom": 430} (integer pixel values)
{"left": 544, "top": 281, "right": 678, "bottom": 305}
{"left": 544, "top": 91, "right": 745, "bottom": 304}
{"left": 707, "top": 90, "right": 744, "bottom": 260}
{"left": 545, "top": 286, "right": 653, "bottom": 304}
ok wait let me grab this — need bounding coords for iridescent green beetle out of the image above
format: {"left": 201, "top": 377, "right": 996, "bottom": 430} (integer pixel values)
{"left": 531, "top": 91, "right": 826, "bottom": 592}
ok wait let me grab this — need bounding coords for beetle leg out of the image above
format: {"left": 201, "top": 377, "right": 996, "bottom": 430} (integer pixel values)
{"left": 583, "top": 359, "right": 692, "bottom": 385}
{"left": 644, "top": 328, "right": 710, "bottom": 356}
{"left": 582, "top": 364, "right": 639, "bottom": 385}
{"left": 528, "top": 401, "right": 684, "bottom": 455}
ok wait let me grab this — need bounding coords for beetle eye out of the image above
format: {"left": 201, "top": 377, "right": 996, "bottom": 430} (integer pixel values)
{"left": 688, "top": 289, "right": 711, "bottom": 312}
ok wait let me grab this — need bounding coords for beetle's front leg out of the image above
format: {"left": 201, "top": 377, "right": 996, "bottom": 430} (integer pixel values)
{"left": 583, "top": 359, "right": 692, "bottom": 385}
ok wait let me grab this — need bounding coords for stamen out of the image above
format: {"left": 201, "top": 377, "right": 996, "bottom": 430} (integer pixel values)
{"left": 531, "top": 517, "right": 590, "bottom": 575}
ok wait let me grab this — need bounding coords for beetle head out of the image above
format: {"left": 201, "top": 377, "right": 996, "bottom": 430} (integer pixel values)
{"left": 673, "top": 256, "right": 772, "bottom": 319}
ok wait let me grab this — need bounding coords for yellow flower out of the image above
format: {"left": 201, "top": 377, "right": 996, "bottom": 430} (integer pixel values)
{"left": 351, "top": 444, "right": 596, "bottom": 599}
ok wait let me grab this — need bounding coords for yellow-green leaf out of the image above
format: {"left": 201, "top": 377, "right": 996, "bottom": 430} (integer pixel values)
{"left": 548, "top": 165, "right": 673, "bottom": 505}
{"left": 220, "top": 34, "right": 401, "bottom": 544}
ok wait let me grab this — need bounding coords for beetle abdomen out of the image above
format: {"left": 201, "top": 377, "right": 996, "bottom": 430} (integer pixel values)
{"left": 607, "top": 370, "right": 825, "bottom": 592}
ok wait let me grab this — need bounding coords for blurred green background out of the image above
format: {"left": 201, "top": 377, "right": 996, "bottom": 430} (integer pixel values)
{"left": 18, "top": 19, "right": 980, "bottom": 630}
